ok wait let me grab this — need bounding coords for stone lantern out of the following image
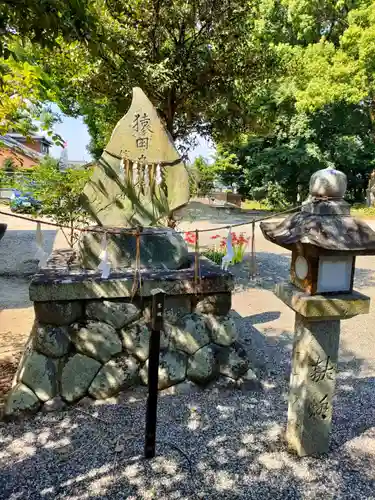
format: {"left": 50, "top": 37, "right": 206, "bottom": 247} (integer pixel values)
{"left": 260, "top": 167, "right": 375, "bottom": 457}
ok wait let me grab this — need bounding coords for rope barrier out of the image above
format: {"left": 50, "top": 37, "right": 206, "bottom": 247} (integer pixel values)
{"left": 0, "top": 203, "right": 301, "bottom": 236}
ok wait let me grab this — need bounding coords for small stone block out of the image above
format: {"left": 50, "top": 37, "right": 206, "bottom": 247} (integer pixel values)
{"left": 34, "top": 301, "right": 83, "bottom": 326}
{"left": 275, "top": 282, "right": 370, "bottom": 319}
{"left": 34, "top": 324, "right": 71, "bottom": 358}
{"left": 5, "top": 383, "right": 40, "bottom": 417}
{"left": 168, "top": 313, "right": 210, "bottom": 355}
{"left": 42, "top": 396, "right": 67, "bottom": 413}
{"left": 186, "top": 344, "right": 219, "bottom": 384}
{"left": 140, "top": 350, "right": 187, "bottom": 390}
{"left": 207, "top": 315, "right": 237, "bottom": 346}
{"left": 89, "top": 360, "right": 126, "bottom": 399}
{"left": 61, "top": 354, "right": 101, "bottom": 403}
{"left": 195, "top": 293, "right": 231, "bottom": 316}
{"left": 19, "top": 351, "right": 58, "bottom": 402}
{"left": 86, "top": 300, "right": 141, "bottom": 329}
{"left": 217, "top": 342, "right": 249, "bottom": 380}
{"left": 120, "top": 321, "right": 168, "bottom": 361}
{"left": 70, "top": 321, "right": 122, "bottom": 363}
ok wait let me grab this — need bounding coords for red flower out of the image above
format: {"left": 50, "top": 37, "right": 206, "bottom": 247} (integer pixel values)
{"left": 210, "top": 234, "right": 221, "bottom": 240}
{"left": 237, "top": 233, "right": 249, "bottom": 245}
{"left": 184, "top": 231, "right": 197, "bottom": 245}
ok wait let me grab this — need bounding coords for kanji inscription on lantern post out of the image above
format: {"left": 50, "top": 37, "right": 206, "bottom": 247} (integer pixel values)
{"left": 286, "top": 315, "right": 340, "bottom": 456}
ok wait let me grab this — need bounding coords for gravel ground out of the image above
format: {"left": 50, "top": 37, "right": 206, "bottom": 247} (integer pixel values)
{"left": 1, "top": 203, "right": 375, "bottom": 499}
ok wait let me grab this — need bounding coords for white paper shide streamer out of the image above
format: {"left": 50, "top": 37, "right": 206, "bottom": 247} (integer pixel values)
{"left": 132, "top": 161, "right": 139, "bottom": 185}
{"left": 156, "top": 163, "right": 163, "bottom": 185}
{"left": 34, "top": 222, "right": 49, "bottom": 268}
{"left": 119, "top": 158, "right": 125, "bottom": 182}
{"left": 97, "top": 232, "right": 111, "bottom": 278}
{"left": 221, "top": 228, "right": 234, "bottom": 270}
{"left": 144, "top": 164, "right": 150, "bottom": 188}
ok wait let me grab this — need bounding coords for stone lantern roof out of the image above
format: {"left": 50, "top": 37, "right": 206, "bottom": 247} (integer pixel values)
{"left": 260, "top": 167, "right": 375, "bottom": 255}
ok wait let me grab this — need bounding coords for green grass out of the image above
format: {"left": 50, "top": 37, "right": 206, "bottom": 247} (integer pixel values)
{"left": 350, "top": 204, "right": 375, "bottom": 218}
{"left": 241, "top": 200, "right": 272, "bottom": 211}
{"left": 242, "top": 200, "right": 375, "bottom": 218}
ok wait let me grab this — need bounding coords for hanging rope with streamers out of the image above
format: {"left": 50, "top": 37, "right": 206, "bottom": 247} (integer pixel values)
{"left": 221, "top": 227, "right": 234, "bottom": 271}
{"left": 156, "top": 163, "right": 162, "bottom": 185}
{"left": 194, "top": 229, "right": 200, "bottom": 293}
{"left": 119, "top": 158, "right": 125, "bottom": 182}
{"left": 249, "top": 219, "right": 257, "bottom": 279}
{"left": 131, "top": 228, "right": 142, "bottom": 299}
{"left": 35, "top": 222, "right": 49, "bottom": 267}
{"left": 97, "top": 232, "right": 111, "bottom": 278}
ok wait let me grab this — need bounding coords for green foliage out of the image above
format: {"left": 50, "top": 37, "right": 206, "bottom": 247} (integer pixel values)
{"left": 190, "top": 156, "right": 215, "bottom": 196}
{"left": 351, "top": 204, "right": 375, "bottom": 218}
{"left": 26, "top": 0, "right": 280, "bottom": 157}
{"left": 18, "top": 157, "right": 92, "bottom": 247}
{"left": 229, "top": 102, "right": 375, "bottom": 204}
{"left": 2, "top": 157, "right": 15, "bottom": 172}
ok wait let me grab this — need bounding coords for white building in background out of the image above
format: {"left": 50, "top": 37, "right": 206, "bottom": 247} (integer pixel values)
{"left": 58, "top": 142, "right": 88, "bottom": 170}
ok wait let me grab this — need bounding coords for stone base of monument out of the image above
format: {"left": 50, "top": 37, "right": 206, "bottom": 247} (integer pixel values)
{"left": 4, "top": 250, "right": 258, "bottom": 418}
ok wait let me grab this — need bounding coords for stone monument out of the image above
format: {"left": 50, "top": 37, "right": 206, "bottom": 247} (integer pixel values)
{"left": 261, "top": 166, "right": 375, "bottom": 456}
{"left": 4, "top": 88, "right": 257, "bottom": 418}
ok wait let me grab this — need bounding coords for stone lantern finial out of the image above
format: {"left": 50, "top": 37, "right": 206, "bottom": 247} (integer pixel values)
{"left": 303, "top": 167, "right": 349, "bottom": 215}
{"left": 309, "top": 166, "right": 347, "bottom": 199}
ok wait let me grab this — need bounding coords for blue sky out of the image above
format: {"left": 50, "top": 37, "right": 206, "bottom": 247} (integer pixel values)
{"left": 50, "top": 112, "right": 215, "bottom": 164}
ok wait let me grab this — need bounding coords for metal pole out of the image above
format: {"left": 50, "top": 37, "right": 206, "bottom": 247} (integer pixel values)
{"left": 144, "top": 288, "right": 165, "bottom": 459}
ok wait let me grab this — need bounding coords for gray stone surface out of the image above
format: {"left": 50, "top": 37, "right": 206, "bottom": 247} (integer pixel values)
{"left": 42, "top": 396, "right": 67, "bottom": 413}
{"left": 168, "top": 313, "right": 210, "bottom": 355}
{"left": 286, "top": 314, "right": 340, "bottom": 457}
{"left": 160, "top": 380, "right": 200, "bottom": 395}
{"left": 19, "top": 351, "right": 58, "bottom": 402}
{"left": 61, "top": 354, "right": 101, "bottom": 403}
{"left": 70, "top": 321, "right": 122, "bottom": 363}
{"left": 80, "top": 87, "right": 189, "bottom": 228}
{"left": 195, "top": 293, "right": 231, "bottom": 316}
{"left": 140, "top": 350, "right": 187, "bottom": 390}
{"left": 79, "top": 228, "right": 190, "bottom": 271}
{"left": 144, "top": 295, "right": 191, "bottom": 325}
{"left": 34, "top": 324, "right": 71, "bottom": 358}
{"left": 187, "top": 344, "right": 219, "bottom": 384}
{"left": 89, "top": 360, "right": 125, "bottom": 399}
{"left": 29, "top": 251, "right": 234, "bottom": 301}
{"left": 217, "top": 342, "right": 250, "bottom": 380}
{"left": 120, "top": 321, "right": 168, "bottom": 361}
{"left": 207, "top": 315, "right": 237, "bottom": 346}
{"left": 5, "top": 383, "right": 40, "bottom": 417}
{"left": 89, "top": 356, "right": 139, "bottom": 399}
{"left": 34, "top": 300, "right": 83, "bottom": 326}
{"left": 237, "top": 368, "right": 261, "bottom": 391}
{"left": 86, "top": 300, "right": 141, "bottom": 329}
{"left": 309, "top": 166, "right": 347, "bottom": 198}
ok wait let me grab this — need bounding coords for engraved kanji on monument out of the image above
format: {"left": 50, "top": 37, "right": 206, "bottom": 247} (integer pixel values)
{"left": 81, "top": 87, "right": 189, "bottom": 227}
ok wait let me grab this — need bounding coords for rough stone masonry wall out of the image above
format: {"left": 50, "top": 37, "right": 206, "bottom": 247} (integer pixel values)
{"left": 5, "top": 292, "right": 258, "bottom": 418}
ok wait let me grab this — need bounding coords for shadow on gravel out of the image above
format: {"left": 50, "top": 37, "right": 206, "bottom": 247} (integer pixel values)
{"left": 0, "top": 315, "right": 374, "bottom": 499}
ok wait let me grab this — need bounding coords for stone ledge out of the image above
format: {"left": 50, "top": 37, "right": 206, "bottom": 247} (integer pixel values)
{"left": 275, "top": 282, "right": 370, "bottom": 319}
{"left": 29, "top": 250, "right": 234, "bottom": 301}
